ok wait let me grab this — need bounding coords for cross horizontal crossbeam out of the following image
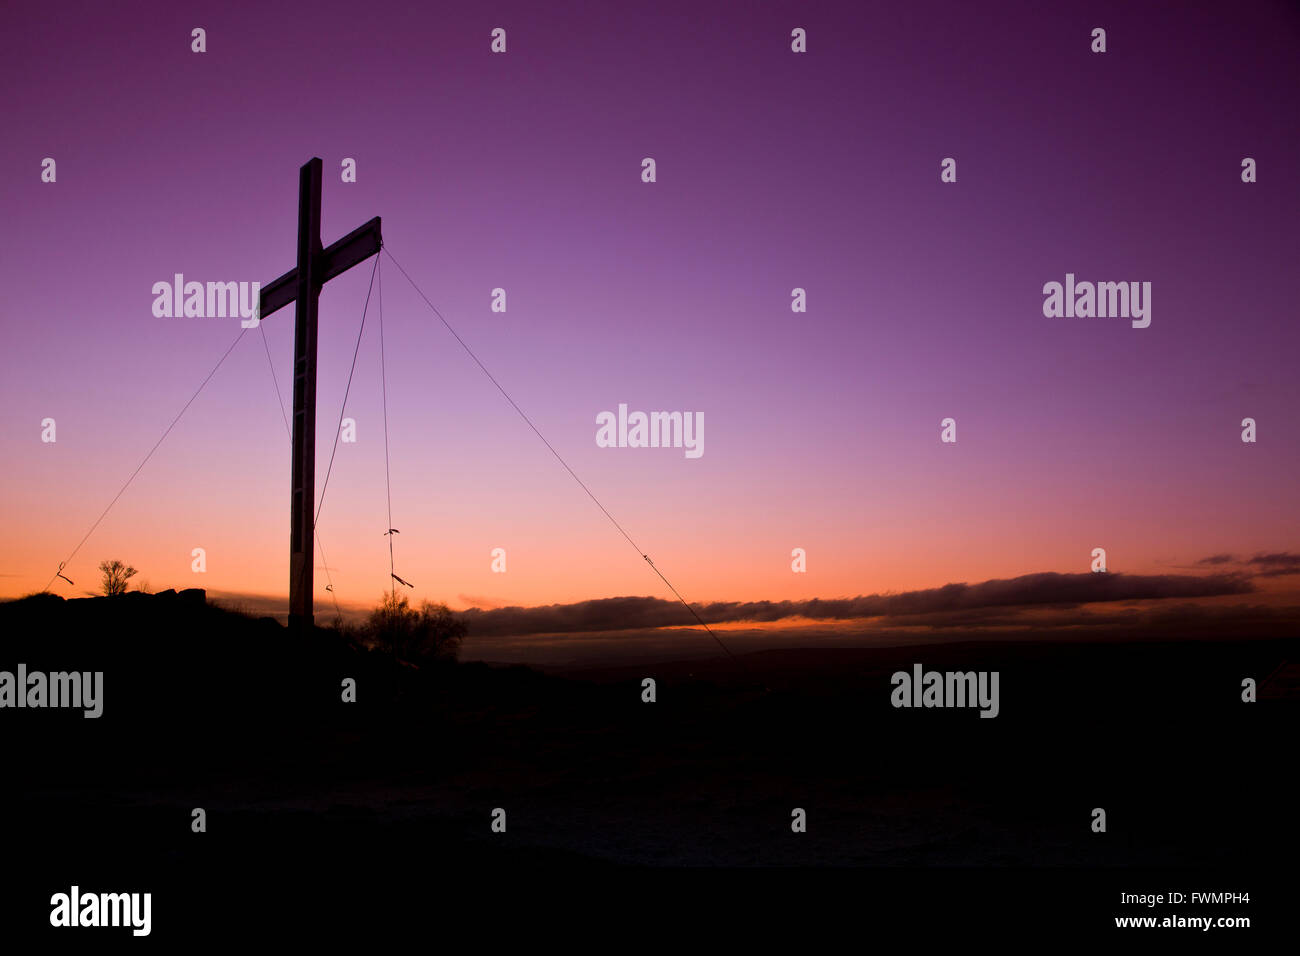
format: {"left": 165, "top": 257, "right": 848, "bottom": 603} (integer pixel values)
{"left": 259, "top": 216, "right": 382, "bottom": 320}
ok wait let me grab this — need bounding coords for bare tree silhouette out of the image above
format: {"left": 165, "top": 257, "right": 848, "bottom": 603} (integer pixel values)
{"left": 98, "top": 559, "right": 138, "bottom": 597}
{"left": 367, "top": 591, "right": 466, "bottom": 663}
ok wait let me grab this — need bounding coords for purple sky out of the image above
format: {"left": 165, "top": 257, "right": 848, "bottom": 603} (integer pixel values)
{"left": 2, "top": 0, "right": 1298, "bottom": 616}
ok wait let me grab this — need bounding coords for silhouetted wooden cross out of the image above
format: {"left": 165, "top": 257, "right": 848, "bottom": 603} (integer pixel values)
{"left": 259, "top": 157, "right": 381, "bottom": 632}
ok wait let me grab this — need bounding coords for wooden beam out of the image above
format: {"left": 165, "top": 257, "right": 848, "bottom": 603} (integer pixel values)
{"left": 257, "top": 157, "right": 382, "bottom": 633}
{"left": 259, "top": 216, "right": 382, "bottom": 320}
{"left": 288, "top": 158, "right": 323, "bottom": 632}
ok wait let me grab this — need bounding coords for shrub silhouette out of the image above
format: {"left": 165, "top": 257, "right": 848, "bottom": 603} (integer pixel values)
{"left": 366, "top": 590, "right": 467, "bottom": 664}
{"left": 99, "top": 559, "right": 138, "bottom": 596}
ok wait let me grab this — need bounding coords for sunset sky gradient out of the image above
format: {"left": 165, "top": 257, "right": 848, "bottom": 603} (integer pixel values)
{"left": 3, "top": 1, "right": 1298, "bottom": 621}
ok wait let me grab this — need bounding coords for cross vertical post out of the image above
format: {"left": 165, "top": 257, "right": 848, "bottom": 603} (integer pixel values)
{"left": 258, "top": 158, "right": 382, "bottom": 635}
{"left": 289, "top": 158, "right": 323, "bottom": 633}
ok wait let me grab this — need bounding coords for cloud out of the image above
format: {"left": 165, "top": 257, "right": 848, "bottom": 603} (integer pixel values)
{"left": 459, "top": 571, "right": 1256, "bottom": 637}
{"left": 1191, "top": 551, "right": 1300, "bottom": 577}
{"left": 463, "top": 596, "right": 1300, "bottom": 668}
{"left": 456, "top": 594, "right": 513, "bottom": 610}
{"left": 1247, "top": 552, "right": 1300, "bottom": 577}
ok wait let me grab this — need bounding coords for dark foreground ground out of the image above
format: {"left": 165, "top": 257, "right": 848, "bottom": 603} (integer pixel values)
{"left": 0, "top": 592, "right": 1294, "bottom": 940}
